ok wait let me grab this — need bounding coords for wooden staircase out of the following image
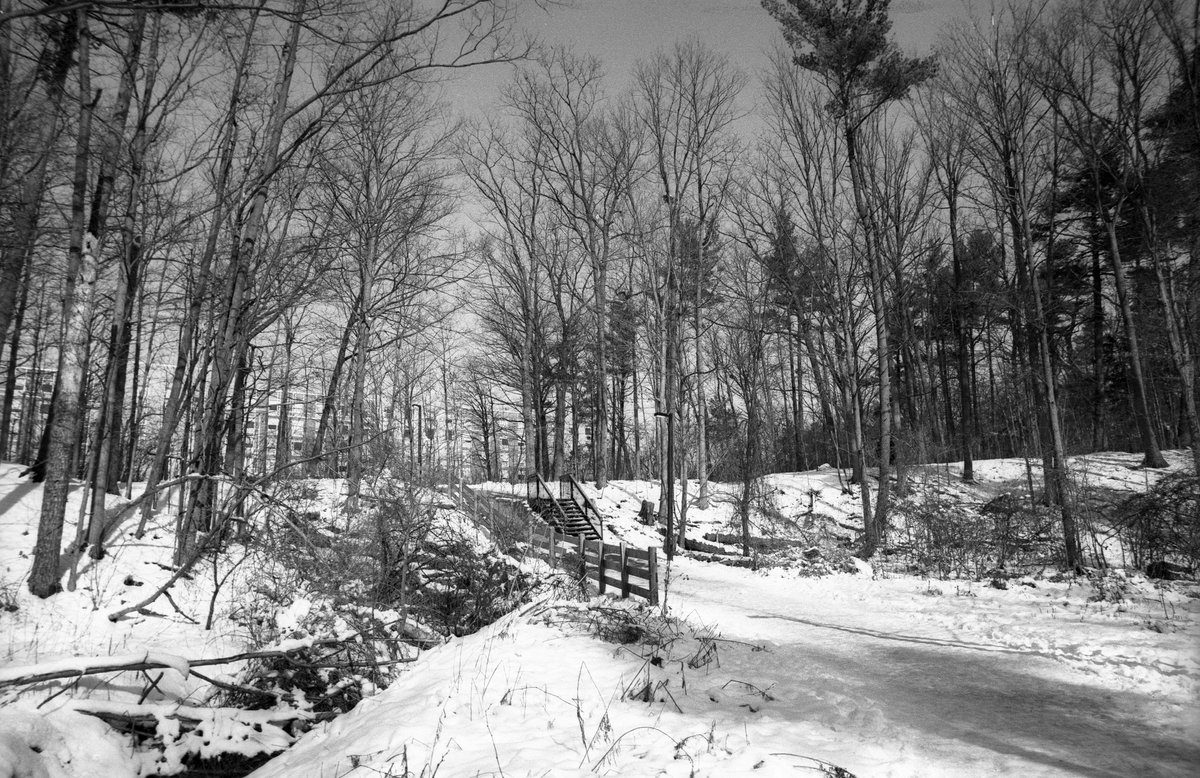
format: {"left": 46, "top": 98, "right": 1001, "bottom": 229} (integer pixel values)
{"left": 526, "top": 474, "right": 603, "bottom": 541}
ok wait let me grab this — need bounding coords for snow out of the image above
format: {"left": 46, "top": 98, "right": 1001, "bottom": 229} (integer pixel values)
{"left": 0, "top": 464, "right": 249, "bottom": 690}
{"left": 0, "top": 462, "right": 288, "bottom": 775}
{"left": 248, "top": 450, "right": 1199, "bottom": 777}
{"left": 0, "top": 650, "right": 191, "bottom": 685}
{"left": 669, "top": 558, "right": 1200, "bottom": 776}
{"left": 250, "top": 566, "right": 1200, "bottom": 777}
{"left": 3, "top": 451, "right": 1198, "bottom": 776}
{"left": 0, "top": 705, "right": 136, "bottom": 778}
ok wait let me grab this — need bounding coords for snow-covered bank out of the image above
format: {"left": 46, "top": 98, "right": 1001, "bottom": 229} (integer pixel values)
{"left": 250, "top": 562, "right": 1200, "bottom": 777}
{"left": 0, "top": 462, "right": 289, "bottom": 775}
{"left": 249, "top": 450, "right": 1199, "bottom": 777}
{"left": 3, "top": 450, "right": 1196, "bottom": 776}
{"left": 574, "top": 449, "right": 1196, "bottom": 563}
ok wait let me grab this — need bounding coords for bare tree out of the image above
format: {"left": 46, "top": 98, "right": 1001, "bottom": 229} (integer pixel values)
{"left": 506, "top": 47, "right": 640, "bottom": 489}
{"left": 763, "top": 0, "right": 936, "bottom": 558}
{"left": 941, "top": 6, "right": 1082, "bottom": 567}
{"left": 915, "top": 77, "right": 977, "bottom": 481}
{"left": 314, "top": 74, "right": 456, "bottom": 510}
{"left": 1036, "top": 0, "right": 1171, "bottom": 470}
{"left": 634, "top": 38, "right": 745, "bottom": 527}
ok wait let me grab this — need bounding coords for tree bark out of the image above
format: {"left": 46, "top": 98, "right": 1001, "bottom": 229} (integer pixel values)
{"left": 29, "top": 8, "right": 96, "bottom": 598}
{"left": 948, "top": 185, "right": 975, "bottom": 481}
{"left": 347, "top": 234, "right": 377, "bottom": 512}
{"left": 136, "top": 4, "right": 262, "bottom": 536}
{"left": 0, "top": 258, "right": 31, "bottom": 459}
{"left": 1102, "top": 215, "right": 1167, "bottom": 468}
{"left": 845, "top": 125, "right": 890, "bottom": 558}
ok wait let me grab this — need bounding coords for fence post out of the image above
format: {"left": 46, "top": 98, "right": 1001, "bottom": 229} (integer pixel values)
{"left": 647, "top": 547, "right": 659, "bottom": 606}
{"left": 619, "top": 542, "right": 629, "bottom": 598}
{"left": 548, "top": 526, "right": 556, "bottom": 567}
{"left": 597, "top": 539, "right": 606, "bottom": 594}
{"left": 576, "top": 530, "right": 585, "bottom": 593}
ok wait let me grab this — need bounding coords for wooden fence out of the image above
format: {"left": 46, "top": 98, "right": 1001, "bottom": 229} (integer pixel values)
{"left": 525, "top": 521, "right": 659, "bottom": 605}
{"left": 439, "top": 483, "right": 660, "bottom": 605}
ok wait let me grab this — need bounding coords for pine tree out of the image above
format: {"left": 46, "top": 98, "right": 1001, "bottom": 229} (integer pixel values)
{"left": 762, "top": 0, "right": 935, "bottom": 557}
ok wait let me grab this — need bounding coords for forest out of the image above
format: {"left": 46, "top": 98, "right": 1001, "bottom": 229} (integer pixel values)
{"left": 1, "top": 0, "right": 1197, "bottom": 600}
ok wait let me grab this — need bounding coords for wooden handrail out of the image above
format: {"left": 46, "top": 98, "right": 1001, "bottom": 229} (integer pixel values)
{"left": 525, "top": 523, "right": 658, "bottom": 605}
{"left": 528, "top": 472, "right": 572, "bottom": 530}
{"left": 562, "top": 475, "right": 604, "bottom": 542}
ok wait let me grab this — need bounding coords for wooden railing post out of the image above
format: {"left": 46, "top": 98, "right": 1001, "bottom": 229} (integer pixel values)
{"left": 648, "top": 547, "right": 659, "bottom": 606}
{"left": 619, "top": 542, "right": 629, "bottom": 598}
{"left": 597, "top": 539, "right": 606, "bottom": 594}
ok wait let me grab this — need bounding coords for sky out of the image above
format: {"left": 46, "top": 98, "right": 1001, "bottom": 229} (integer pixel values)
{"left": 443, "top": 0, "right": 984, "bottom": 117}
{"left": 437, "top": 0, "right": 984, "bottom": 237}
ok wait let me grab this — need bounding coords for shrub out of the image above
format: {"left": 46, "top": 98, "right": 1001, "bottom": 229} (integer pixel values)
{"left": 895, "top": 492, "right": 992, "bottom": 578}
{"left": 1118, "top": 473, "right": 1200, "bottom": 575}
{"left": 222, "top": 601, "right": 407, "bottom": 717}
{"left": 408, "top": 537, "right": 537, "bottom": 636}
{"left": 979, "top": 494, "right": 1061, "bottom": 568}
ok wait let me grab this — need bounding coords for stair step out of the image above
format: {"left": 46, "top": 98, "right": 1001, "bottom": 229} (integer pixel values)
{"left": 524, "top": 495, "right": 601, "bottom": 540}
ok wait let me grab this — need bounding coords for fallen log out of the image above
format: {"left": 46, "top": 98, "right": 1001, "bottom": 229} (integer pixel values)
{"left": 67, "top": 700, "right": 337, "bottom": 757}
{"left": 0, "top": 637, "right": 415, "bottom": 689}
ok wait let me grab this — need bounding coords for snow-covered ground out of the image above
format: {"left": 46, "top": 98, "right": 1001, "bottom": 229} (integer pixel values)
{"left": 256, "top": 450, "right": 1199, "bottom": 777}
{"left": 0, "top": 463, "right": 289, "bottom": 775}
{"left": 2, "top": 451, "right": 1198, "bottom": 776}
{"left": 250, "top": 561, "right": 1199, "bottom": 777}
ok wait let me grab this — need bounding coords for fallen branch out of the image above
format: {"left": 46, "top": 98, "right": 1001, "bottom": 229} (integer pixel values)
{"left": 106, "top": 539, "right": 212, "bottom": 622}
{"left": 68, "top": 699, "right": 337, "bottom": 753}
{"left": 0, "top": 637, "right": 411, "bottom": 689}
{"left": 69, "top": 698, "right": 331, "bottom": 727}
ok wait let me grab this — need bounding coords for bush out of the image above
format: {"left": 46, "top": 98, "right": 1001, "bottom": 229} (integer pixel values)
{"left": 755, "top": 537, "right": 858, "bottom": 577}
{"left": 979, "top": 494, "right": 1061, "bottom": 568}
{"left": 224, "top": 475, "right": 544, "bottom": 727}
{"left": 408, "top": 537, "right": 538, "bottom": 637}
{"left": 895, "top": 492, "right": 993, "bottom": 578}
{"left": 222, "top": 601, "right": 410, "bottom": 717}
{"left": 1118, "top": 473, "right": 1200, "bottom": 575}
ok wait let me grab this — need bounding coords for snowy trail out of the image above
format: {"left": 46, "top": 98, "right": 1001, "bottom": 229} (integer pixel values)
{"left": 669, "top": 560, "right": 1200, "bottom": 777}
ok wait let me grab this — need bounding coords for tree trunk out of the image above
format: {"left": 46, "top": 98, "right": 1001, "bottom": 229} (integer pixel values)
{"left": 181, "top": 0, "right": 303, "bottom": 560}
{"left": 1141, "top": 207, "right": 1200, "bottom": 474}
{"left": 553, "top": 375, "right": 566, "bottom": 479}
{"left": 136, "top": 5, "right": 260, "bottom": 536}
{"left": 593, "top": 255, "right": 609, "bottom": 489}
{"left": 1022, "top": 209, "right": 1080, "bottom": 568}
{"left": 29, "top": 8, "right": 96, "bottom": 598}
{"left": 520, "top": 298, "right": 535, "bottom": 479}
{"left": 1090, "top": 226, "right": 1106, "bottom": 451}
{"left": 77, "top": 8, "right": 148, "bottom": 556}
{"left": 17, "top": 289, "right": 47, "bottom": 465}
{"left": 0, "top": 110, "right": 57, "bottom": 350}
{"left": 0, "top": 258, "right": 31, "bottom": 459}
{"left": 311, "top": 298, "right": 357, "bottom": 473}
{"left": 694, "top": 258, "right": 709, "bottom": 509}
{"left": 949, "top": 188, "right": 974, "bottom": 481}
{"left": 347, "top": 234, "right": 377, "bottom": 512}
{"left": 845, "top": 126, "right": 889, "bottom": 557}
{"left": 275, "top": 315, "right": 296, "bottom": 470}
{"left": 1102, "top": 215, "right": 1167, "bottom": 468}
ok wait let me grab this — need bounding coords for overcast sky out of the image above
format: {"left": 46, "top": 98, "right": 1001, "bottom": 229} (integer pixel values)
{"left": 444, "top": 0, "right": 983, "bottom": 116}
